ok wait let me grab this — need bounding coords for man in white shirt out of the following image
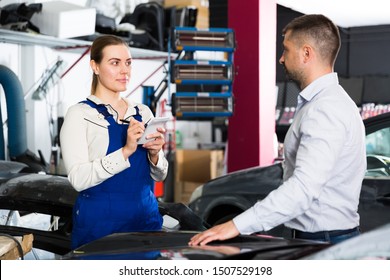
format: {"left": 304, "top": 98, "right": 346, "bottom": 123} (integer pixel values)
{"left": 189, "top": 14, "right": 366, "bottom": 245}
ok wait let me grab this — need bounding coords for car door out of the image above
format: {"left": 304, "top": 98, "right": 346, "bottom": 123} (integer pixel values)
{"left": 360, "top": 112, "right": 390, "bottom": 232}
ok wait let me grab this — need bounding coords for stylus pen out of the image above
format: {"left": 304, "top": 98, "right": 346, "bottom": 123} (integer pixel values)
{"left": 120, "top": 118, "right": 151, "bottom": 127}
{"left": 119, "top": 119, "right": 130, "bottom": 124}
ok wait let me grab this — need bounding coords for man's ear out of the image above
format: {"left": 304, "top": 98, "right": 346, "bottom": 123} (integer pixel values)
{"left": 302, "top": 44, "right": 312, "bottom": 62}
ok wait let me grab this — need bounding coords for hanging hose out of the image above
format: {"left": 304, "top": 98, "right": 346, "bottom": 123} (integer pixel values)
{"left": 0, "top": 64, "right": 48, "bottom": 172}
{"left": 0, "top": 65, "right": 28, "bottom": 159}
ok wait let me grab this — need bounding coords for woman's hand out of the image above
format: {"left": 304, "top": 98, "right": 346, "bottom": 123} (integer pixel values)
{"left": 122, "top": 118, "right": 145, "bottom": 159}
{"left": 143, "top": 127, "right": 166, "bottom": 165}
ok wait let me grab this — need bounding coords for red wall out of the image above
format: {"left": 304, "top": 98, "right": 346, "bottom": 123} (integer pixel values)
{"left": 227, "top": 0, "right": 277, "bottom": 172}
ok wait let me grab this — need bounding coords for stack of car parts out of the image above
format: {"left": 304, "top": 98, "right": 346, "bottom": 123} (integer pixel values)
{"left": 171, "top": 27, "right": 236, "bottom": 119}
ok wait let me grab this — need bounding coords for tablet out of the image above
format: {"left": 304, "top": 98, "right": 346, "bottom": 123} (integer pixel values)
{"left": 138, "top": 117, "right": 170, "bottom": 144}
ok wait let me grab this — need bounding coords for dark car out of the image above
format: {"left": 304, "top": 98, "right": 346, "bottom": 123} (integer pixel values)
{"left": 0, "top": 161, "right": 77, "bottom": 258}
{"left": 0, "top": 161, "right": 329, "bottom": 260}
{"left": 0, "top": 162, "right": 208, "bottom": 259}
{"left": 62, "top": 230, "right": 330, "bottom": 260}
{"left": 188, "top": 112, "right": 390, "bottom": 235}
{"left": 1, "top": 160, "right": 389, "bottom": 261}
{"left": 63, "top": 221, "right": 390, "bottom": 260}
{"left": 0, "top": 160, "right": 328, "bottom": 261}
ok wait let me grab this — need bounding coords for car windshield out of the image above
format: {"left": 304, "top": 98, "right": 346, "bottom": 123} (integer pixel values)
{"left": 365, "top": 127, "right": 390, "bottom": 177}
{"left": 366, "top": 127, "right": 390, "bottom": 157}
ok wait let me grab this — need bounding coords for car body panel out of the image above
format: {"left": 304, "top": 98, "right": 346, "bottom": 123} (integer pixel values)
{"left": 62, "top": 221, "right": 390, "bottom": 260}
{"left": 0, "top": 168, "right": 77, "bottom": 256}
{"left": 0, "top": 173, "right": 78, "bottom": 217}
{"left": 189, "top": 163, "right": 283, "bottom": 226}
{"left": 305, "top": 223, "right": 390, "bottom": 260}
{"left": 62, "top": 231, "right": 330, "bottom": 260}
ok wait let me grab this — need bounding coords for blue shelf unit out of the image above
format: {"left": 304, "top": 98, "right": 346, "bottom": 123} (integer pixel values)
{"left": 170, "top": 27, "right": 236, "bottom": 119}
{"left": 173, "top": 27, "right": 235, "bottom": 52}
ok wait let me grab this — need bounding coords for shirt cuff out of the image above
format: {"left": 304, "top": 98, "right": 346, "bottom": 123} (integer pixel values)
{"left": 148, "top": 150, "right": 164, "bottom": 168}
{"left": 233, "top": 207, "right": 264, "bottom": 235}
{"left": 149, "top": 150, "right": 168, "bottom": 181}
{"left": 101, "top": 149, "right": 130, "bottom": 174}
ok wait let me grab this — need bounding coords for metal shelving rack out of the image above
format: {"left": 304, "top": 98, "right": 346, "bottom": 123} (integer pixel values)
{"left": 0, "top": 28, "right": 91, "bottom": 50}
{"left": 170, "top": 27, "right": 236, "bottom": 119}
{"left": 0, "top": 28, "right": 171, "bottom": 59}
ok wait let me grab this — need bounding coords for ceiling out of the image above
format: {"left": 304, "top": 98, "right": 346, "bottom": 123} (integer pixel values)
{"left": 276, "top": 0, "right": 390, "bottom": 28}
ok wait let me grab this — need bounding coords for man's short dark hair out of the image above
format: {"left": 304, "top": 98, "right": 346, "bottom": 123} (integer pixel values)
{"left": 283, "top": 14, "right": 341, "bottom": 66}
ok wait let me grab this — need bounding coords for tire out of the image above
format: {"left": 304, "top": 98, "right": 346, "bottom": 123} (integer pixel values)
{"left": 213, "top": 212, "right": 241, "bottom": 226}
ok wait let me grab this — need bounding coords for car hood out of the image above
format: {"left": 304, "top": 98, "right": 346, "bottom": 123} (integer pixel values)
{"left": 62, "top": 231, "right": 329, "bottom": 260}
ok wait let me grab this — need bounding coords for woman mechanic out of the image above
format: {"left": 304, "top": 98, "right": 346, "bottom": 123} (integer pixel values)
{"left": 60, "top": 35, "right": 168, "bottom": 249}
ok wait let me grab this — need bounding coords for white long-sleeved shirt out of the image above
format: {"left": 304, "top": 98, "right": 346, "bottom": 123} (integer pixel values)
{"left": 234, "top": 73, "right": 366, "bottom": 233}
{"left": 60, "top": 95, "right": 168, "bottom": 192}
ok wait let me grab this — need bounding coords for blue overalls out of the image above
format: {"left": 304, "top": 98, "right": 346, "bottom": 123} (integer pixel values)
{"left": 71, "top": 99, "right": 163, "bottom": 249}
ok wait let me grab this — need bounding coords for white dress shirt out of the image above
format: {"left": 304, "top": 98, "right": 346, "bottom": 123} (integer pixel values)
{"left": 60, "top": 95, "right": 168, "bottom": 192}
{"left": 234, "top": 73, "right": 366, "bottom": 233}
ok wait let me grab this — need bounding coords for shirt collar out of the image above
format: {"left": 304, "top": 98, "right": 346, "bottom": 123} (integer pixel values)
{"left": 86, "top": 95, "right": 138, "bottom": 117}
{"left": 87, "top": 95, "right": 102, "bottom": 104}
{"left": 299, "top": 72, "right": 339, "bottom": 103}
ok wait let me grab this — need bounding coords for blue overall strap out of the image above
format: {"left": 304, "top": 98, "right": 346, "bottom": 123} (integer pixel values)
{"left": 80, "top": 99, "right": 113, "bottom": 122}
{"left": 132, "top": 106, "right": 143, "bottom": 122}
{"left": 81, "top": 99, "right": 143, "bottom": 123}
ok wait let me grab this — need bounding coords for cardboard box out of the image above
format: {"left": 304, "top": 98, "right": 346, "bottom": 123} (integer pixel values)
{"left": 174, "top": 149, "right": 224, "bottom": 204}
{"left": 174, "top": 181, "right": 201, "bottom": 204}
{"left": 30, "top": 1, "right": 96, "bottom": 39}
{"left": 175, "top": 149, "right": 224, "bottom": 183}
{"left": 0, "top": 234, "right": 33, "bottom": 260}
{"left": 165, "top": 0, "right": 209, "bottom": 8}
